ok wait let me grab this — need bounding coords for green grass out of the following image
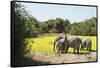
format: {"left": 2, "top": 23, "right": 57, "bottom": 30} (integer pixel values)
{"left": 25, "top": 34, "right": 97, "bottom": 54}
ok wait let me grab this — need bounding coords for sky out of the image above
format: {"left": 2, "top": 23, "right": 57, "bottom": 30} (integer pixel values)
{"left": 21, "top": 2, "right": 96, "bottom": 23}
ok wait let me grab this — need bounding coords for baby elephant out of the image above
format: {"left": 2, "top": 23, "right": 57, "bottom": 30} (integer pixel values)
{"left": 81, "top": 38, "right": 92, "bottom": 51}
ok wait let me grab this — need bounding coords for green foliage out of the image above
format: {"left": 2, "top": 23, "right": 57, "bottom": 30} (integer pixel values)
{"left": 25, "top": 15, "right": 41, "bottom": 37}
{"left": 39, "top": 17, "right": 97, "bottom": 36}
{"left": 14, "top": 2, "right": 27, "bottom": 57}
{"left": 40, "top": 18, "right": 70, "bottom": 33}
{"left": 54, "top": 18, "right": 66, "bottom": 33}
{"left": 14, "top": 2, "right": 40, "bottom": 59}
{"left": 70, "top": 17, "right": 97, "bottom": 36}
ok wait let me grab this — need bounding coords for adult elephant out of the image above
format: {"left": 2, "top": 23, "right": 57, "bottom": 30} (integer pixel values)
{"left": 81, "top": 38, "right": 92, "bottom": 51}
{"left": 65, "top": 35, "right": 82, "bottom": 54}
{"left": 53, "top": 33, "right": 68, "bottom": 54}
{"left": 54, "top": 37, "right": 68, "bottom": 54}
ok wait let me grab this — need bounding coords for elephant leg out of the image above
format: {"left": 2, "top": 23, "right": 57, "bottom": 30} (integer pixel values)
{"left": 89, "top": 46, "right": 91, "bottom": 51}
{"left": 65, "top": 46, "right": 69, "bottom": 53}
{"left": 61, "top": 50, "right": 64, "bottom": 54}
{"left": 73, "top": 48, "right": 76, "bottom": 54}
{"left": 56, "top": 45, "right": 60, "bottom": 55}
{"left": 81, "top": 44, "right": 84, "bottom": 50}
{"left": 61, "top": 48, "right": 65, "bottom": 54}
{"left": 61, "top": 44, "right": 65, "bottom": 54}
{"left": 87, "top": 45, "right": 90, "bottom": 51}
{"left": 88, "top": 45, "right": 91, "bottom": 51}
{"left": 57, "top": 49, "right": 60, "bottom": 56}
{"left": 86, "top": 45, "right": 88, "bottom": 51}
{"left": 77, "top": 47, "right": 79, "bottom": 54}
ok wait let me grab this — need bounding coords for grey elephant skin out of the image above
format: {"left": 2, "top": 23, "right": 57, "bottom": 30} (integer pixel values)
{"left": 81, "top": 38, "right": 92, "bottom": 51}
{"left": 54, "top": 34, "right": 82, "bottom": 54}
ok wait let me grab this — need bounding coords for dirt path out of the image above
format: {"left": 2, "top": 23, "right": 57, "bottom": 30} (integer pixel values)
{"left": 25, "top": 52, "right": 97, "bottom": 64}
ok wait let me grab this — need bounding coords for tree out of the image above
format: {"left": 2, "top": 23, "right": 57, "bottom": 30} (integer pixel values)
{"left": 14, "top": 2, "right": 27, "bottom": 57}
{"left": 64, "top": 19, "right": 71, "bottom": 33}
{"left": 25, "top": 15, "right": 41, "bottom": 37}
{"left": 69, "top": 17, "right": 97, "bottom": 36}
{"left": 13, "top": 2, "right": 42, "bottom": 65}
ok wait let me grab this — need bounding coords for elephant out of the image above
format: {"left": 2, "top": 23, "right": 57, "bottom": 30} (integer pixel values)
{"left": 54, "top": 34, "right": 82, "bottom": 54}
{"left": 54, "top": 37, "right": 68, "bottom": 54}
{"left": 65, "top": 36, "right": 82, "bottom": 54}
{"left": 81, "top": 38, "right": 92, "bottom": 51}
{"left": 53, "top": 33, "right": 68, "bottom": 54}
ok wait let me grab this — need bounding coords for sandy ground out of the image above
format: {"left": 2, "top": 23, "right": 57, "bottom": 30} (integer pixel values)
{"left": 25, "top": 52, "right": 97, "bottom": 64}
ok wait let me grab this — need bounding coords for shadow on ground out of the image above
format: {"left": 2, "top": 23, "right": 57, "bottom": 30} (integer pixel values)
{"left": 13, "top": 56, "right": 50, "bottom": 67}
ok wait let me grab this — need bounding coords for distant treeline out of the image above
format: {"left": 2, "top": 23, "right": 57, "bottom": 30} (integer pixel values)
{"left": 37, "top": 17, "right": 97, "bottom": 36}
{"left": 13, "top": 2, "right": 97, "bottom": 63}
{"left": 29, "top": 17, "right": 97, "bottom": 36}
{"left": 24, "top": 14, "right": 97, "bottom": 37}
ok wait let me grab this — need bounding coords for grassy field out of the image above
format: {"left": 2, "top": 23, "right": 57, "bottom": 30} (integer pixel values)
{"left": 25, "top": 34, "right": 97, "bottom": 54}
